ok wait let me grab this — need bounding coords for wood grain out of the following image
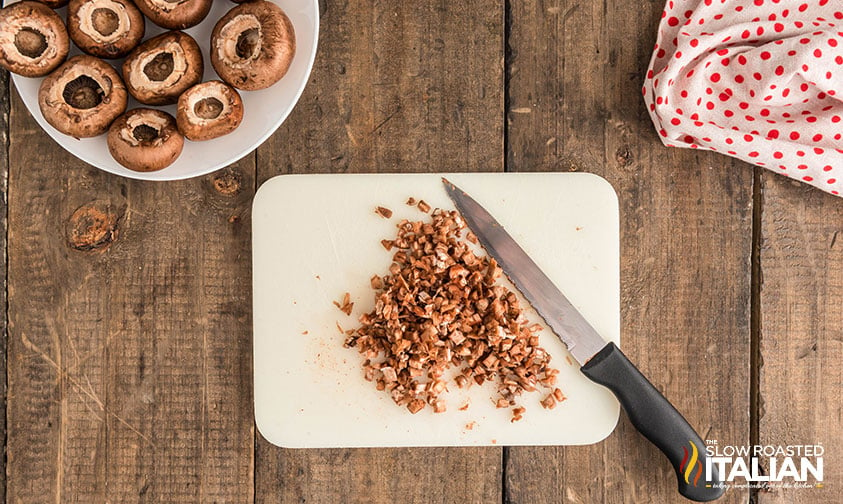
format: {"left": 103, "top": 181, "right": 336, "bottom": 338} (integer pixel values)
{"left": 256, "top": 0, "right": 502, "bottom": 180}
{"left": 506, "top": 1, "right": 753, "bottom": 502}
{"left": 0, "top": 68, "right": 8, "bottom": 504}
{"left": 757, "top": 177, "right": 843, "bottom": 503}
{"left": 5, "top": 0, "right": 840, "bottom": 502}
{"left": 6, "top": 88, "right": 255, "bottom": 502}
{"left": 254, "top": 0, "right": 504, "bottom": 502}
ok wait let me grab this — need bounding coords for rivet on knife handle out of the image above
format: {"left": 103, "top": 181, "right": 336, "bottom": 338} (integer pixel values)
{"left": 581, "top": 343, "right": 725, "bottom": 502}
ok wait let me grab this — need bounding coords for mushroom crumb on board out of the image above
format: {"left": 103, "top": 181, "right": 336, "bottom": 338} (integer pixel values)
{"left": 342, "top": 200, "right": 562, "bottom": 419}
{"left": 333, "top": 292, "right": 353, "bottom": 316}
{"left": 541, "top": 394, "right": 558, "bottom": 410}
{"left": 375, "top": 206, "right": 393, "bottom": 219}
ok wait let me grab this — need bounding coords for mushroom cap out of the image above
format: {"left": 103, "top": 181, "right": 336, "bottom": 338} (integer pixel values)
{"left": 38, "top": 54, "right": 127, "bottom": 138}
{"left": 177, "top": 80, "right": 244, "bottom": 141}
{"left": 0, "top": 1, "right": 69, "bottom": 77}
{"left": 122, "top": 30, "right": 203, "bottom": 106}
{"left": 107, "top": 108, "right": 184, "bottom": 171}
{"left": 134, "top": 0, "right": 211, "bottom": 30}
{"left": 67, "top": 0, "right": 145, "bottom": 59}
{"left": 33, "top": 0, "right": 69, "bottom": 8}
{"left": 211, "top": 0, "right": 296, "bottom": 91}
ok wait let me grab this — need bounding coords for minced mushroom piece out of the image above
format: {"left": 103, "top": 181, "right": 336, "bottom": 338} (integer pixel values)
{"left": 541, "top": 394, "right": 558, "bottom": 410}
{"left": 407, "top": 398, "right": 425, "bottom": 414}
{"left": 406, "top": 197, "right": 416, "bottom": 206}
{"left": 375, "top": 206, "right": 393, "bottom": 219}
{"left": 333, "top": 292, "right": 353, "bottom": 315}
{"left": 342, "top": 204, "right": 560, "bottom": 418}
{"left": 553, "top": 388, "right": 566, "bottom": 402}
{"left": 454, "top": 375, "right": 468, "bottom": 388}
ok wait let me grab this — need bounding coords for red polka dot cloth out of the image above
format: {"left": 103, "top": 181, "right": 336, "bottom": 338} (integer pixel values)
{"left": 644, "top": 0, "right": 843, "bottom": 196}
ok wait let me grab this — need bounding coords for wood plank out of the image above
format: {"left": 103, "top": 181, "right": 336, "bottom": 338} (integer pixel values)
{"left": 254, "top": 0, "right": 504, "bottom": 502}
{"left": 0, "top": 68, "right": 9, "bottom": 504}
{"left": 257, "top": 0, "right": 502, "bottom": 179}
{"left": 757, "top": 177, "right": 842, "bottom": 503}
{"left": 6, "top": 88, "right": 255, "bottom": 502}
{"left": 506, "top": 1, "right": 753, "bottom": 502}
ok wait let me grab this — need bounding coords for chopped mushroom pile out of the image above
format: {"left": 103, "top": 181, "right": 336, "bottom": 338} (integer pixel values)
{"left": 341, "top": 200, "right": 564, "bottom": 421}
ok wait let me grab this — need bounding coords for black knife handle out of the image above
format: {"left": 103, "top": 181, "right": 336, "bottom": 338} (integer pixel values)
{"left": 581, "top": 343, "right": 725, "bottom": 502}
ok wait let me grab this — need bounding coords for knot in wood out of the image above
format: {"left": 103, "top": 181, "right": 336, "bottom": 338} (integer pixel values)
{"left": 615, "top": 145, "right": 635, "bottom": 169}
{"left": 67, "top": 202, "right": 122, "bottom": 252}
{"left": 212, "top": 170, "right": 242, "bottom": 196}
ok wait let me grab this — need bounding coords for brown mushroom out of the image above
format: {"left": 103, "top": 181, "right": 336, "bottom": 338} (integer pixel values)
{"left": 107, "top": 108, "right": 184, "bottom": 171}
{"left": 177, "top": 80, "right": 244, "bottom": 141}
{"left": 33, "top": 0, "right": 69, "bottom": 8}
{"left": 38, "top": 54, "right": 127, "bottom": 138}
{"left": 67, "top": 0, "right": 145, "bottom": 59}
{"left": 0, "top": 1, "right": 69, "bottom": 77}
{"left": 122, "top": 31, "right": 203, "bottom": 105}
{"left": 134, "top": 0, "right": 211, "bottom": 30}
{"left": 211, "top": 0, "right": 296, "bottom": 91}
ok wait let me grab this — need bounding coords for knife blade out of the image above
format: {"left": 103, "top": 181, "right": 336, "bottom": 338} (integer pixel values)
{"left": 443, "top": 178, "right": 725, "bottom": 502}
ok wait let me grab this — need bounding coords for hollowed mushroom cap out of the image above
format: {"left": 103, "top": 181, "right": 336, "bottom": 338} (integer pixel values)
{"left": 67, "top": 0, "right": 145, "bottom": 59}
{"left": 134, "top": 0, "right": 211, "bottom": 30}
{"left": 107, "top": 108, "right": 184, "bottom": 171}
{"left": 211, "top": 0, "right": 296, "bottom": 91}
{"left": 122, "top": 30, "right": 203, "bottom": 106}
{"left": 177, "top": 80, "right": 244, "bottom": 141}
{"left": 38, "top": 54, "right": 128, "bottom": 138}
{"left": 0, "top": 1, "right": 69, "bottom": 77}
{"left": 33, "top": 0, "right": 69, "bottom": 8}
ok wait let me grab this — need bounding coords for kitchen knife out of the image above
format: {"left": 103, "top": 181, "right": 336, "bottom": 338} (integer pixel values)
{"left": 443, "top": 178, "right": 725, "bottom": 502}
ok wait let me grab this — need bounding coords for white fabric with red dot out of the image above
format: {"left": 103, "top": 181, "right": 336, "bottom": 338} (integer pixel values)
{"left": 645, "top": 0, "right": 843, "bottom": 196}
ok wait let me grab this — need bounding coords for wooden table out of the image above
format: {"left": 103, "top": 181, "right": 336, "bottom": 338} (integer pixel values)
{"left": 1, "top": 1, "right": 840, "bottom": 503}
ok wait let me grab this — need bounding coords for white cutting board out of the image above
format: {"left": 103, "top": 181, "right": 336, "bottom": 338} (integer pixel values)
{"left": 253, "top": 173, "right": 620, "bottom": 448}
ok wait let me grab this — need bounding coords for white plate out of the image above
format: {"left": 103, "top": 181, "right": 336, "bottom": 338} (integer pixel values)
{"left": 7, "top": 0, "right": 319, "bottom": 180}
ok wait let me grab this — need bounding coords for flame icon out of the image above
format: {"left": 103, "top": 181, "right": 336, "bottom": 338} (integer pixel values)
{"left": 680, "top": 440, "right": 704, "bottom": 486}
